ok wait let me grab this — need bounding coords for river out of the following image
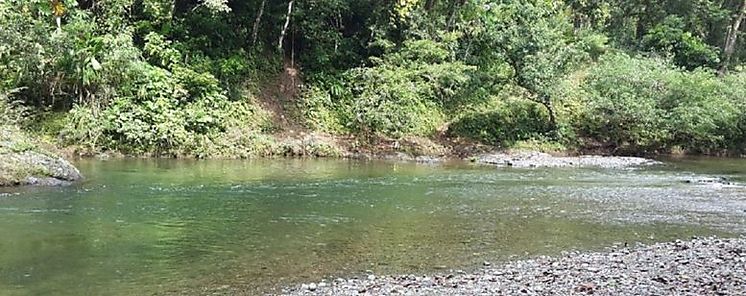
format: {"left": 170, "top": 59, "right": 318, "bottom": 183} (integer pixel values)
{"left": 0, "top": 158, "right": 744, "bottom": 295}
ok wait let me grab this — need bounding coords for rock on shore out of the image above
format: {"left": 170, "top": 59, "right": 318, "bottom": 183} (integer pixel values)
{"left": 282, "top": 237, "right": 746, "bottom": 296}
{"left": 476, "top": 152, "right": 660, "bottom": 169}
{"left": 0, "top": 126, "right": 82, "bottom": 186}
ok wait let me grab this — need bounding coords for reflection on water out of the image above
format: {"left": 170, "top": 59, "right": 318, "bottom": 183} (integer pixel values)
{"left": 0, "top": 158, "right": 745, "bottom": 295}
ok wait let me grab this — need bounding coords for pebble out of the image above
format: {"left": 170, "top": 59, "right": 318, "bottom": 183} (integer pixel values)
{"left": 282, "top": 237, "right": 746, "bottom": 296}
{"left": 476, "top": 152, "right": 660, "bottom": 169}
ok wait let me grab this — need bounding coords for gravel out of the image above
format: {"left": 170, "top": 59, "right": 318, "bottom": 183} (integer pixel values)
{"left": 476, "top": 152, "right": 660, "bottom": 169}
{"left": 281, "top": 237, "right": 746, "bottom": 296}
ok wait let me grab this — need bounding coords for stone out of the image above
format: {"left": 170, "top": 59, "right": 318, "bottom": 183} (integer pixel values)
{"left": 285, "top": 238, "right": 746, "bottom": 296}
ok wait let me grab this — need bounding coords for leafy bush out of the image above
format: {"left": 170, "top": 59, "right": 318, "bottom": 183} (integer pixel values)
{"left": 642, "top": 16, "right": 720, "bottom": 70}
{"left": 573, "top": 53, "right": 744, "bottom": 154}
{"left": 573, "top": 54, "right": 672, "bottom": 152}
{"left": 576, "top": 31, "right": 609, "bottom": 61}
{"left": 344, "top": 37, "right": 474, "bottom": 138}
{"left": 0, "top": 1, "right": 145, "bottom": 110}
{"left": 300, "top": 36, "right": 474, "bottom": 139}
{"left": 449, "top": 98, "right": 552, "bottom": 146}
{"left": 1, "top": 92, "right": 42, "bottom": 155}
{"left": 718, "top": 71, "right": 746, "bottom": 152}
{"left": 61, "top": 36, "right": 265, "bottom": 156}
{"left": 347, "top": 65, "right": 448, "bottom": 137}
{"left": 298, "top": 82, "right": 353, "bottom": 133}
{"left": 45, "top": 25, "right": 276, "bottom": 157}
{"left": 0, "top": 91, "right": 28, "bottom": 126}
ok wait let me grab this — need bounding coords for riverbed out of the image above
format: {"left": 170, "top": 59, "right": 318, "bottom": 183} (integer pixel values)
{"left": 0, "top": 158, "right": 745, "bottom": 295}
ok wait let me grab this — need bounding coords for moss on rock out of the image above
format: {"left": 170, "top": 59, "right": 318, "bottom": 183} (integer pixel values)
{"left": 0, "top": 125, "right": 82, "bottom": 186}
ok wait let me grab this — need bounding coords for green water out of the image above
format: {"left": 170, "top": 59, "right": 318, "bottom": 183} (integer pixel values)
{"left": 1, "top": 158, "right": 745, "bottom": 295}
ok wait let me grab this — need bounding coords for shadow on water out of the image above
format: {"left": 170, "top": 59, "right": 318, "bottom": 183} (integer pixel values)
{"left": 0, "top": 157, "right": 744, "bottom": 295}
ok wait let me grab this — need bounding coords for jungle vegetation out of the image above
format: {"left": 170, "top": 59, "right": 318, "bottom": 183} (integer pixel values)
{"left": 2, "top": 0, "right": 746, "bottom": 157}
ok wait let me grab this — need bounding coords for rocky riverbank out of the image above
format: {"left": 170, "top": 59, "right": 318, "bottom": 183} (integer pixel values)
{"left": 476, "top": 151, "right": 660, "bottom": 169}
{"left": 0, "top": 126, "right": 82, "bottom": 186}
{"left": 282, "top": 237, "right": 746, "bottom": 296}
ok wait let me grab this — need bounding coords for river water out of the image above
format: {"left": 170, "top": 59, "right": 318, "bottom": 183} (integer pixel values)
{"left": 0, "top": 158, "right": 744, "bottom": 295}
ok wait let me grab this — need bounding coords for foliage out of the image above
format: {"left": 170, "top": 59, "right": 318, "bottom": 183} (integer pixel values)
{"left": 58, "top": 31, "right": 270, "bottom": 156}
{"left": 572, "top": 53, "right": 745, "bottom": 154}
{"left": 573, "top": 54, "right": 673, "bottom": 152}
{"left": 346, "top": 36, "right": 474, "bottom": 138}
{"left": 0, "top": 91, "right": 28, "bottom": 126}
{"left": 642, "top": 16, "right": 720, "bottom": 70}
{"left": 464, "top": 0, "right": 591, "bottom": 132}
{"left": 298, "top": 81, "right": 353, "bottom": 133}
{"left": 509, "top": 138, "right": 568, "bottom": 153}
{"left": 2, "top": 0, "right": 746, "bottom": 157}
{"left": 449, "top": 97, "right": 552, "bottom": 146}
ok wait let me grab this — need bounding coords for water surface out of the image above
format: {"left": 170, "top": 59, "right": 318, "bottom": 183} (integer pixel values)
{"left": 0, "top": 158, "right": 745, "bottom": 295}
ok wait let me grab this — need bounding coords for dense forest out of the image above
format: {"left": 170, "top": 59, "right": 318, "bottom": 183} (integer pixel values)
{"left": 2, "top": 0, "right": 746, "bottom": 157}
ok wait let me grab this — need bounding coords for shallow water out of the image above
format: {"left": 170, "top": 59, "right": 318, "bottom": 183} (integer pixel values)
{"left": 0, "top": 158, "right": 745, "bottom": 295}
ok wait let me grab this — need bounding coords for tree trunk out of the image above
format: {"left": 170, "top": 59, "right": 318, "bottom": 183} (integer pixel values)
{"left": 719, "top": 0, "right": 746, "bottom": 76}
{"left": 540, "top": 97, "right": 558, "bottom": 133}
{"left": 635, "top": 1, "right": 649, "bottom": 40}
{"left": 573, "top": 15, "right": 584, "bottom": 35}
{"left": 527, "top": 94, "right": 558, "bottom": 137}
{"left": 251, "top": 0, "right": 266, "bottom": 46}
{"left": 447, "top": 0, "right": 466, "bottom": 30}
{"left": 278, "top": 0, "right": 294, "bottom": 52}
{"left": 425, "top": 0, "right": 437, "bottom": 11}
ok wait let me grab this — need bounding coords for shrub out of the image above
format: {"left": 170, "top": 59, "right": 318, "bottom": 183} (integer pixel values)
{"left": 298, "top": 76, "right": 354, "bottom": 134}
{"left": 61, "top": 57, "right": 260, "bottom": 156}
{"left": 449, "top": 97, "right": 552, "bottom": 146}
{"left": 573, "top": 52, "right": 744, "bottom": 154}
{"left": 348, "top": 65, "right": 448, "bottom": 137}
{"left": 0, "top": 91, "right": 28, "bottom": 127}
{"left": 57, "top": 30, "right": 277, "bottom": 157}
{"left": 345, "top": 37, "right": 474, "bottom": 138}
{"left": 642, "top": 16, "right": 720, "bottom": 70}
{"left": 719, "top": 71, "right": 746, "bottom": 152}
{"left": 573, "top": 54, "right": 672, "bottom": 152}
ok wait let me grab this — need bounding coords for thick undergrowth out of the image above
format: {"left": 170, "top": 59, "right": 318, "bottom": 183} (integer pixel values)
{"left": 2, "top": 1, "right": 746, "bottom": 158}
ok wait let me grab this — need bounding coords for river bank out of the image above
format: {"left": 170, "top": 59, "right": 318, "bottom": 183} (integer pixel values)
{"left": 66, "top": 132, "right": 665, "bottom": 167}
{"left": 0, "top": 132, "right": 666, "bottom": 188}
{"left": 282, "top": 237, "right": 746, "bottom": 296}
{"left": 473, "top": 151, "right": 661, "bottom": 168}
{"left": 0, "top": 125, "right": 715, "bottom": 188}
{"left": 0, "top": 126, "right": 82, "bottom": 186}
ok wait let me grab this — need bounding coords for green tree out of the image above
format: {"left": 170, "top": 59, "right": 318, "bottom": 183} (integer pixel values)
{"left": 467, "top": 0, "right": 586, "bottom": 133}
